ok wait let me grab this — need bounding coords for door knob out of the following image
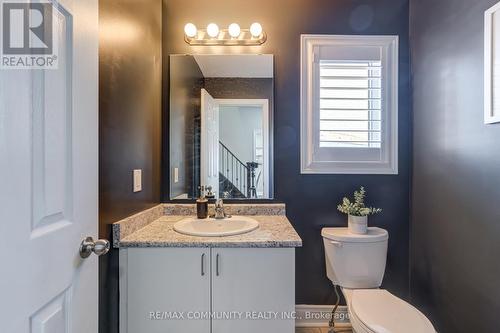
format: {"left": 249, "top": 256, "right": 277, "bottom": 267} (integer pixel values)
{"left": 79, "top": 237, "right": 110, "bottom": 258}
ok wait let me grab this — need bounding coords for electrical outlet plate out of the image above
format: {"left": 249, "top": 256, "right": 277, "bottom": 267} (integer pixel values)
{"left": 133, "top": 169, "right": 142, "bottom": 192}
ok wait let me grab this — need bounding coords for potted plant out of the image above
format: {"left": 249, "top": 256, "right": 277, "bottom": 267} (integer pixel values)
{"left": 337, "top": 186, "right": 382, "bottom": 234}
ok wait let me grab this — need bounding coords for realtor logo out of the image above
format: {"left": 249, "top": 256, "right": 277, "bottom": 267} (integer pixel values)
{"left": 1, "top": 0, "right": 58, "bottom": 69}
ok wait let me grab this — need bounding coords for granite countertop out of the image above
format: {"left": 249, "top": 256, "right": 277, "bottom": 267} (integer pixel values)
{"left": 113, "top": 204, "right": 302, "bottom": 248}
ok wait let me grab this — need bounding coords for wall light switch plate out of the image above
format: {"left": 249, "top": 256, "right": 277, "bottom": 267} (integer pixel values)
{"left": 174, "top": 167, "right": 179, "bottom": 183}
{"left": 133, "top": 169, "right": 142, "bottom": 192}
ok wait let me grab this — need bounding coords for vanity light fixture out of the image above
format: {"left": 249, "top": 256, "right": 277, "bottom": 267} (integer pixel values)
{"left": 206, "top": 23, "right": 220, "bottom": 38}
{"left": 184, "top": 23, "right": 197, "bottom": 38}
{"left": 250, "top": 22, "right": 263, "bottom": 38}
{"left": 228, "top": 23, "right": 241, "bottom": 38}
{"left": 184, "top": 22, "right": 267, "bottom": 45}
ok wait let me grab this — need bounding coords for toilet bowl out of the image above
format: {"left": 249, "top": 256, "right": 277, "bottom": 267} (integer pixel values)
{"left": 322, "top": 227, "right": 435, "bottom": 333}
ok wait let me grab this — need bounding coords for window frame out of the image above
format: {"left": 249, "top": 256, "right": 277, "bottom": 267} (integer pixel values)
{"left": 300, "top": 34, "right": 399, "bottom": 174}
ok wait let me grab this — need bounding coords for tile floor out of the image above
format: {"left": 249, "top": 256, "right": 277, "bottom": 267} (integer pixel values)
{"left": 296, "top": 327, "right": 352, "bottom": 333}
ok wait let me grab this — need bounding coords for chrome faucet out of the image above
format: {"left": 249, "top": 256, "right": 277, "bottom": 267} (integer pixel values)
{"left": 214, "top": 199, "right": 230, "bottom": 219}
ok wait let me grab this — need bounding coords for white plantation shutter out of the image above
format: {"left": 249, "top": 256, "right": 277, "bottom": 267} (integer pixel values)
{"left": 319, "top": 60, "right": 382, "bottom": 148}
{"left": 301, "top": 35, "right": 398, "bottom": 174}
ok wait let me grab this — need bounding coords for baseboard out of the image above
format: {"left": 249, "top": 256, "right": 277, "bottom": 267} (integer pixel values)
{"left": 295, "top": 304, "right": 350, "bottom": 328}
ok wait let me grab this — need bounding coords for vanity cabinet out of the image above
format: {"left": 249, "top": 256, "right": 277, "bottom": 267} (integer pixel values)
{"left": 119, "top": 247, "right": 295, "bottom": 333}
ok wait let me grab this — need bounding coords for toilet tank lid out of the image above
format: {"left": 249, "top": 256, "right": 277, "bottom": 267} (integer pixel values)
{"left": 321, "top": 227, "right": 388, "bottom": 243}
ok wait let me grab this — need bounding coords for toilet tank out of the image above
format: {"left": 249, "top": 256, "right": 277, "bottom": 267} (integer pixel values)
{"left": 322, "top": 227, "right": 388, "bottom": 289}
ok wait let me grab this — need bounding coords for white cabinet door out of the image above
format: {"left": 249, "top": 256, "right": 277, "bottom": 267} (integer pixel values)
{"left": 121, "top": 248, "right": 211, "bottom": 333}
{"left": 211, "top": 248, "right": 296, "bottom": 333}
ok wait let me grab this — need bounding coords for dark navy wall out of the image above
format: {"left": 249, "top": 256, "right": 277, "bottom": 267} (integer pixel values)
{"left": 410, "top": 0, "right": 500, "bottom": 331}
{"left": 99, "top": 0, "right": 162, "bottom": 332}
{"left": 163, "top": 0, "right": 411, "bottom": 304}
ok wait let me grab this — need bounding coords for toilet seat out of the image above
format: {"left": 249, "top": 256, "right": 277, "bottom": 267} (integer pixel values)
{"left": 348, "top": 289, "right": 435, "bottom": 333}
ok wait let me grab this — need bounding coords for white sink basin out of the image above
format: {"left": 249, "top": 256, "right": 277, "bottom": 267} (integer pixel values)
{"left": 173, "top": 216, "right": 259, "bottom": 237}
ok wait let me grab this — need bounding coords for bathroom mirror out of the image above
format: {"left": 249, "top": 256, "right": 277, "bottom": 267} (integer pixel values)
{"left": 169, "top": 54, "right": 274, "bottom": 200}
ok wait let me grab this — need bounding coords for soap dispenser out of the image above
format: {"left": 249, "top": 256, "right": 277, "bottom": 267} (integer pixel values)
{"left": 196, "top": 186, "right": 208, "bottom": 219}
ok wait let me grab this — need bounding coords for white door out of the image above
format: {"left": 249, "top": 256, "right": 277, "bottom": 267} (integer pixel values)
{"left": 122, "top": 248, "right": 211, "bottom": 333}
{"left": 0, "top": 0, "right": 99, "bottom": 332}
{"left": 200, "top": 88, "right": 219, "bottom": 197}
{"left": 212, "top": 248, "right": 296, "bottom": 333}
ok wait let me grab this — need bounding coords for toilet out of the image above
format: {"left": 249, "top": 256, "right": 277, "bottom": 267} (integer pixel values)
{"left": 322, "top": 227, "right": 436, "bottom": 333}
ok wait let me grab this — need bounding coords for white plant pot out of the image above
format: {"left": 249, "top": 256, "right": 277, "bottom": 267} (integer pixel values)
{"left": 348, "top": 215, "right": 368, "bottom": 234}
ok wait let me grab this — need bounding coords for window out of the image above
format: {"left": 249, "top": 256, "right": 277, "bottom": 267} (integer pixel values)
{"left": 301, "top": 35, "right": 398, "bottom": 174}
{"left": 319, "top": 60, "right": 382, "bottom": 149}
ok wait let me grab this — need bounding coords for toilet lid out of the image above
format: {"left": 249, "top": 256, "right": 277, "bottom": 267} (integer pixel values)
{"left": 350, "top": 289, "right": 435, "bottom": 333}
{"left": 322, "top": 227, "right": 388, "bottom": 243}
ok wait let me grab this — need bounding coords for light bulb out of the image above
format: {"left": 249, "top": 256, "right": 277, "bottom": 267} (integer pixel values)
{"left": 250, "top": 22, "right": 263, "bottom": 38}
{"left": 206, "top": 23, "right": 219, "bottom": 38}
{"left": 184, "top": 23, "right": 197, "bottom": 38}
{"left": 228, "top": 23, "right": 241, "bottom": 38}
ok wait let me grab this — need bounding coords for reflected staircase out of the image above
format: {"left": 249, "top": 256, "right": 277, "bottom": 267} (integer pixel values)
{"left": 219, "top": 141, "right": 258, "bottom": 199}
